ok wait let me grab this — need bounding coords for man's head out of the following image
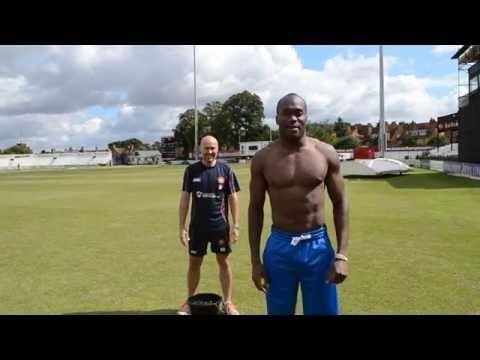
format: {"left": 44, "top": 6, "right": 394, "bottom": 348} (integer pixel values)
{"left": 275, "top": 93, "right": 308, "bottom": 141}
{"left": 200, "top": 135, "right": 219, "bottom": 167}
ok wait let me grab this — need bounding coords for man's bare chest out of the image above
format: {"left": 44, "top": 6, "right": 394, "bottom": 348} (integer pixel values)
{"left": 264, "top": 152, "right": 328, "bottom": 189}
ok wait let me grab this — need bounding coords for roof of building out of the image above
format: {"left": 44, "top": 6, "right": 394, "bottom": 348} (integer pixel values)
{"left": 452, "top": 45, "right": 470, "bottom": 59}
{"left": 452, "top": 45, "right": 480, "bottom": 63}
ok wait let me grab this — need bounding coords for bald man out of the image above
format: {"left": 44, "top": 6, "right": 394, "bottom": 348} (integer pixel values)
{"left": 177, "top": 135, "right": 241, "bottom": 315}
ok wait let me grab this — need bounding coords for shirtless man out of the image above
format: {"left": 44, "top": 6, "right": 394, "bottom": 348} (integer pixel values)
{"left": 248, "top": 93, "right": 349, "bottom": 315}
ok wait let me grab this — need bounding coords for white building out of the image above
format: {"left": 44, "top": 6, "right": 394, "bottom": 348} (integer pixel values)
{"left": 239, "top": 141, "right": 272, "bottom": 158}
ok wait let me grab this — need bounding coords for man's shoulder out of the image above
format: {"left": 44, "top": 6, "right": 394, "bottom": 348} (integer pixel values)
{"left": 253, "top": 141, "right": 276, "bottom": 161}
{"left": 307, "top": 138, "right": 340, "bottom": 167}
{"left": 186, "top": 161, "right": 202, "bottom": 173}
{"left": 186, "top": 161, "right": 200, "bottom": 169}
{"left": 308, "top": 137, "right": 336, "bottom": 155}
{"left": 216, "top": 159, "right": 232, "bottom": 171}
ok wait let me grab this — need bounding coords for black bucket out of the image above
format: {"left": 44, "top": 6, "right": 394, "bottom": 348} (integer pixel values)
{"left": 187, "top": 293, "right": 224, "bottom": 315}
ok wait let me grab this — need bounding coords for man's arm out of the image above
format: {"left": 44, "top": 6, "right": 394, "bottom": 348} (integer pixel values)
{"left": 178, "top": 191, "right": 190, "bottom": 247}
{"left": 324, "top": 145, "right": 349, "bottom": 283}
{"left": 248, "top": 152, "right": 269, "bottom": 291}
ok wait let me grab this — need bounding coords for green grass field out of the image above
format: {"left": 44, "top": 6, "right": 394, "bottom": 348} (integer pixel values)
{"left": 1, "top": 165, "right": 479, "bottom": 314}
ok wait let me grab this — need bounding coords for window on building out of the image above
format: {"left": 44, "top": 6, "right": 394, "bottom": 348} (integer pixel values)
{"left": 248, "top": 146, "right": 258, "bottom": 151}
{"left": 470, "top": 75, "right": 479, "bottom": 93}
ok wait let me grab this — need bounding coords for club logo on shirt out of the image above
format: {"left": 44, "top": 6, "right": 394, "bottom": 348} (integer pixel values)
{"left": 217, "top": 176, "right": 225, "bottom": 190}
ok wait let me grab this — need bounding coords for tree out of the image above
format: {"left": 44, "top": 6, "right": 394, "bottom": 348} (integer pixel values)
{"left": 270, "top": 128, "right": 279, "bottom": 141}
{"left": 306, "top": 122, "right": 336, "bottom": 144}
{"left": 203, "top": 101, "right": 223, "bottom": 124}
{"left": 365, "top": 135, "right": 378, "bottom": 147}
{"left": 108, "top": 138, "right": 147, "bottom": 164}
{"left": 2, "top": 143, "right": 33, "bottom": 154}
{"left": 334, "top": 136, "right": 359, "bottom": 150}
{"left": 108, "top": 138, "right": 146, "bottom": 151}
{"left": 333, "top": 117, "right": 350, "bottom": 138}
{"left": 174, "top": 109, "right": 209, "bottom": 158}
{"left": 427, "top": 135, "right": 448, "bottom": 147}
{"left": 399, "top": 133, "right": 417, "bottom": 147}
{"left": 213, "top": 90, "right": 265, "bottom": 149}
{"left": 174, "top": 91, "right": 267, "bottom": 153}
{"left": 259, "top": 124, "right": 274, "bottom": 141}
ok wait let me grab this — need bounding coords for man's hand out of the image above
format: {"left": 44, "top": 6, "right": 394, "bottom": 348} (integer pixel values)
{"left": 326, "top": 260, "right": 349, "bottom": 284}
{"left": 230, "top": 225, "right": 240, "bottom": 244}
{"left": 179, "top": 228, "right": 189, "bottom": 247}
{"left": 252, "top": 262, "right": 269, "bottom": 292}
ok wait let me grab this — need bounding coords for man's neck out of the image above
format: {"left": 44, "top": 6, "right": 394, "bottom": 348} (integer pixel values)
{"left": 279, "top": 136, "right": 307, "bottom": 150}
{"left": 201, "top": 159, "right": 217, "bottom": 167}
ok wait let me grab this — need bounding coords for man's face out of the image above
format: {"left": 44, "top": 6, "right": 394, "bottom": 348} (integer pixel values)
{"left": 276, "top": 96, "right": 307, "bottom": 140}
{"left": 201, "top": 138, "right": 218, "bottom": 165}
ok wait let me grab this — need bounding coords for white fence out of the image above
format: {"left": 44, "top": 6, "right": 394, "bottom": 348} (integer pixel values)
{"left": 407, "top": 159, "right": 480, "bottom": 179}
{"left": 0, "top": 152, "right": 112, "bottom": 170}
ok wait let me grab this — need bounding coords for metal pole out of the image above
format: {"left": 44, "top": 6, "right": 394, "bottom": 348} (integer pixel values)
{"left": 194, "top": 45, "right": 198, "bottom": 160}
{"left": 379, "top": 45, "right": 386, "bottom": 158}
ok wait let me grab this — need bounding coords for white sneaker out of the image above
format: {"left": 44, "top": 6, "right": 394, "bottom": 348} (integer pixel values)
{"left": 224, "top": 301, "right": 240, "bottom": 315}
{"left": 177, "top": 302, "right": 191, "bottom": 315}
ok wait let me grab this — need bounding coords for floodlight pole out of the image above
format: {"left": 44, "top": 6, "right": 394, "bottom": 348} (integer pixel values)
{"left": 194, "top": 45, "right": 198, "bottom": 160}
{"left": 379, "top": 45, "right": 386, "bottom": 158}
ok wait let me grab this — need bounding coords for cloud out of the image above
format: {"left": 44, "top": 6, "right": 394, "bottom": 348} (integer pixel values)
{"left": 432, "top": 45, "right": 462, "bottom": 56}
{"left": 0, "top": 112, "right": 105, "bottom": 151}
{"left": 70, "top": 117, "right": 103, "bottom": 135}
{"left": 0, "top": 75, "right": 30, "bottom": 108}
{"left": 0, "top": 45, "right": 459, "bottom": 151}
